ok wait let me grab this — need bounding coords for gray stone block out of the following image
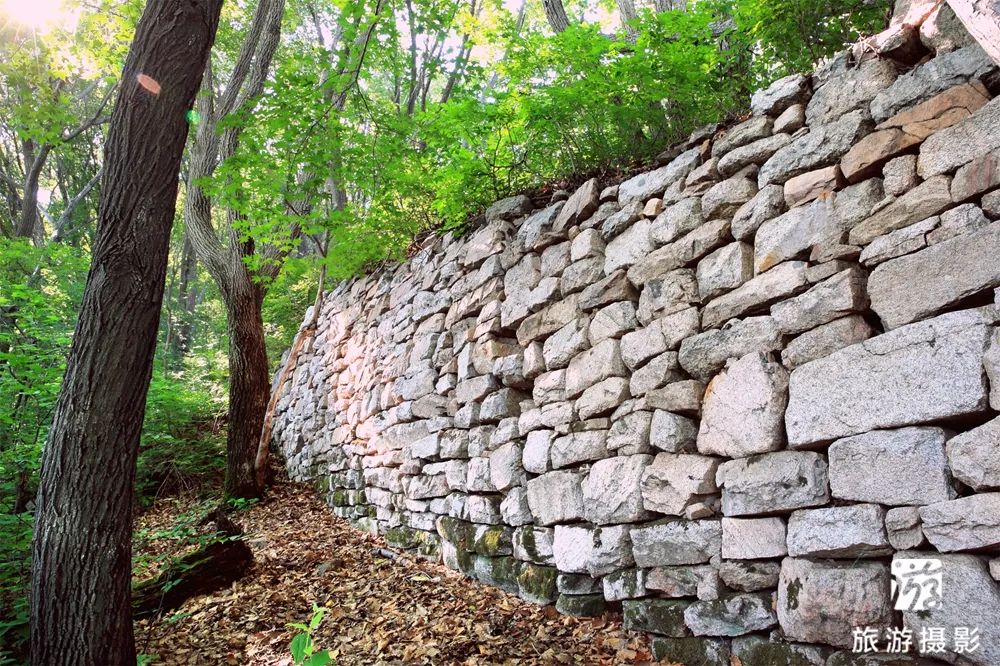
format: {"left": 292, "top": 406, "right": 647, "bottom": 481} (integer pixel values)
{"left": 697, "top": 352, "right": 789, "bottom": 457}
{"left": 582, "top": 454, "right": 653, "bottom": 525}
{"left": 786, "top": 504, "right": 892, "bottom": 558}
{"left": 785, "top": 310, "right": 992, "bottom": 446}
{"left": 777, "top": 558, "right": 892, "bottom": 648}
{"left": 827, "top": 427, "right": 954, "bottom": 506}
{"left": 716, "top": 451, "right": 829, "bottom": 516}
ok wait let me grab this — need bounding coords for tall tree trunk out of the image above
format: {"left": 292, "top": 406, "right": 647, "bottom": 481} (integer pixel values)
{"left": 543, "top": 0, "right": 570, "bottom": 33}
{"left": 184, "top": 0, "right": 287, "bottom": 499}
{"left": 223, "top": 277, "right": 270, "bottom": 498}
{"left": 29, "top": 0, "right": 222, "bottom": 664}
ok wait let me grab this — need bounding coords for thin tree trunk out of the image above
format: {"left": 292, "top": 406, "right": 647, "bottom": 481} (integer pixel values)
{"left": 28, "top": 0, "right": 222, "bottom": 663}
{"left": 405, "top": 0, "right": 420, "bottom": 116}
{"left": 224, "top": 277, "right": 271, "bottom": 498}
{"left": 184, "top": 0, "right": 287, "bottom": 500}
{"left": 168, "top": 235, "right": 198, "bottom": 363}
{"left": 51, "top": 167, "right": 102, "bottom": 242}
{"left": 484, "top": 2, "right": 526, "bottom": 95}
{"left": 439, "top": 36, "right": 470, "bottom": 104}
{"left": 15, "top": 139, "right": 49, "bottom": 241}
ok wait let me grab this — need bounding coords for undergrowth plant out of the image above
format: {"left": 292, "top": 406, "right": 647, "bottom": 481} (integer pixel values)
{"left": 289, "top": 604, "right": 333, "bottom": 666}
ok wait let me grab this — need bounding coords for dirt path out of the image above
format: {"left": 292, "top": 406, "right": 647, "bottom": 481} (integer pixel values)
{"left": 133, "top": 482, "right": 663, "bottom": 665}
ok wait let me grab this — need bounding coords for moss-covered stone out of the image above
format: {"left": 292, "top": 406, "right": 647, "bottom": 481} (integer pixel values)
{"left": 383, "top": 526, "right": 421, "bottom": 549}
{"left": 470, "top": 524, "right": 513, "bottom": 556}
{"left": 556, "top": 593, "right": 606, "bottom": 617}
{"left": 353, "top": 517, "right": 379, "bottom": 535}
{"left": 683, "top": 592, "right": 778, "bottom": 636}
{"left": 517, "top": 563, "right": 558, "bottom": 605}
{"left": 313, "top": 475, "right": 332, "bottom": 494}
{"left": 329, "top": 489, "right": 351, "bottom": 507}
{"left": 442, "top": 541, "right": 476, "bottom": 576}
{"left": 329, "top": 471, "right": 362, "bottom": 489}
{"left": 649, "top": 636, "right": 731, "bottom": 665}
{"left": 557, "top": 573, "right": 602, "bottom": 595}
{"left": 412, "top": 530, "right": 440, "bottom": 559}
{"left": 731, "top": 635, "right": 828, "bottom": 665}
{"left": 602, "top": 568, "right": 647, "bottom": 601}
{"left": 473, "top": 555, "right": 522, "bottom": 593}
{"left": 622, "top": 599, "right": 690, "bottom": 637}
{"left": 436, "top": 516, "right": 474, "bottom": 551}
{"left": 513, "top": 525, "right": 555, "bottom": 564}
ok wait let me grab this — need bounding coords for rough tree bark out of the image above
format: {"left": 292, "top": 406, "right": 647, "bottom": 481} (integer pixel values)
{"left": 222, "top": 271, "right": 270, "bottom": 497}
{"left": 28, "top": 0, "right": 222, "bottom": 663}
{"left": 543, "top": 0, "right": 570, "bottom": 33}
{"left": 652, "top": 0, "right": 686, "bottom": 11}
{"left": 14, "top": 139, "right": 49, "bottom": 239}
{"left": 617, "top": 0, "right": 639, "bottom": 40}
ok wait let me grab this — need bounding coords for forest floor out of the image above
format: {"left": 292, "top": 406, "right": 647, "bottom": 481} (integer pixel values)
{"left": 132, "top": 481, "right": 668, "bottom": 665}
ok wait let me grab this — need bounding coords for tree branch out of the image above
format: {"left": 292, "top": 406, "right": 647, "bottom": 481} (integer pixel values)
{"left": 52, "top": 166, "right": 103, "bottom": 242}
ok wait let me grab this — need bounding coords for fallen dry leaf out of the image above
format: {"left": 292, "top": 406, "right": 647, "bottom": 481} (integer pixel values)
{"left": 133, "top": 480, "right": 682, "bottom": 665}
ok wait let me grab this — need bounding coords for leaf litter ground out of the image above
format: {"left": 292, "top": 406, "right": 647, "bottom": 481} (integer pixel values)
{"left": 133, "top": 481, "right": 678, "bottom": 665}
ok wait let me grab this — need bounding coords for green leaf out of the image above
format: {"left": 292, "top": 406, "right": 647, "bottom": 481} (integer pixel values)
{"left": 309, "top": 606, "right": 327, "bottom": 630}
{"left": 305, "top": 652, "right": 332, "bottom": 666}
{"left": 290, "top": 633, "right": 310, "bottom": 663}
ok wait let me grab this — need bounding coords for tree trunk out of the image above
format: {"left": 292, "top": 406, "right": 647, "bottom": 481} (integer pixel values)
{"left": 15, "top": 139, "right": 48, "bottom": 241}
{"left": 617, "top": 0, "right": 639, "bottom": 40}
{"left": 543, "top": 0, "right": 570, "bottom": 33}
{"left": 168, "top": 235, "right": 198, "bottom": 364}
{"left": 223, "top": 277, "right": 271, "bottom": 498}
{"left": 183, "top": 0, "right": 287, "bottom": 500}
{"left": 652, "top": 0, "right": 686, "bottom": 10}
{"left": 29, "top": 0, "right": 222, "bottom": 664}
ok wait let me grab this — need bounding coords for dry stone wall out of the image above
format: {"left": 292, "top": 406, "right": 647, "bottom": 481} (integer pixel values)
{"left": 271, "top": 10, "right": 1000, "bottom": 665}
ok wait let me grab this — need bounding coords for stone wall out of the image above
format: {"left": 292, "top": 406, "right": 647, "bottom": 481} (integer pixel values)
{"left": 270, "top": 8, "right": 1000, "bottom": 665}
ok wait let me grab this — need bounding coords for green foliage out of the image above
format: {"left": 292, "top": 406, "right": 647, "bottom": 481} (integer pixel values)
{"left": 135, "top": 375, "right": 227, "bottom": 505}
{"left": 413, "top": 8, "right": 736, "bottom": 224}
{"left": 211, "top": 0, "right": 888, "bottom": 280}
{"left": 0, "top": 238, "right": 83, "bottom": 661}
{"left": 0, "top": 238, "right": 87, "bottom": 512}
{"left": 731, "top": 0, "right": 890, "bottom": 79}
{"left": 131, "top": 501, "right": 242, "bottom": 582}
{"left": 261, "top": 256, "right": 320, "bottom": 364}
{"left": 0, "top": 512, "right": 31, "bottom": 662}
{"left": 289, "top": 604, "right": 333, "bottom": 666}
